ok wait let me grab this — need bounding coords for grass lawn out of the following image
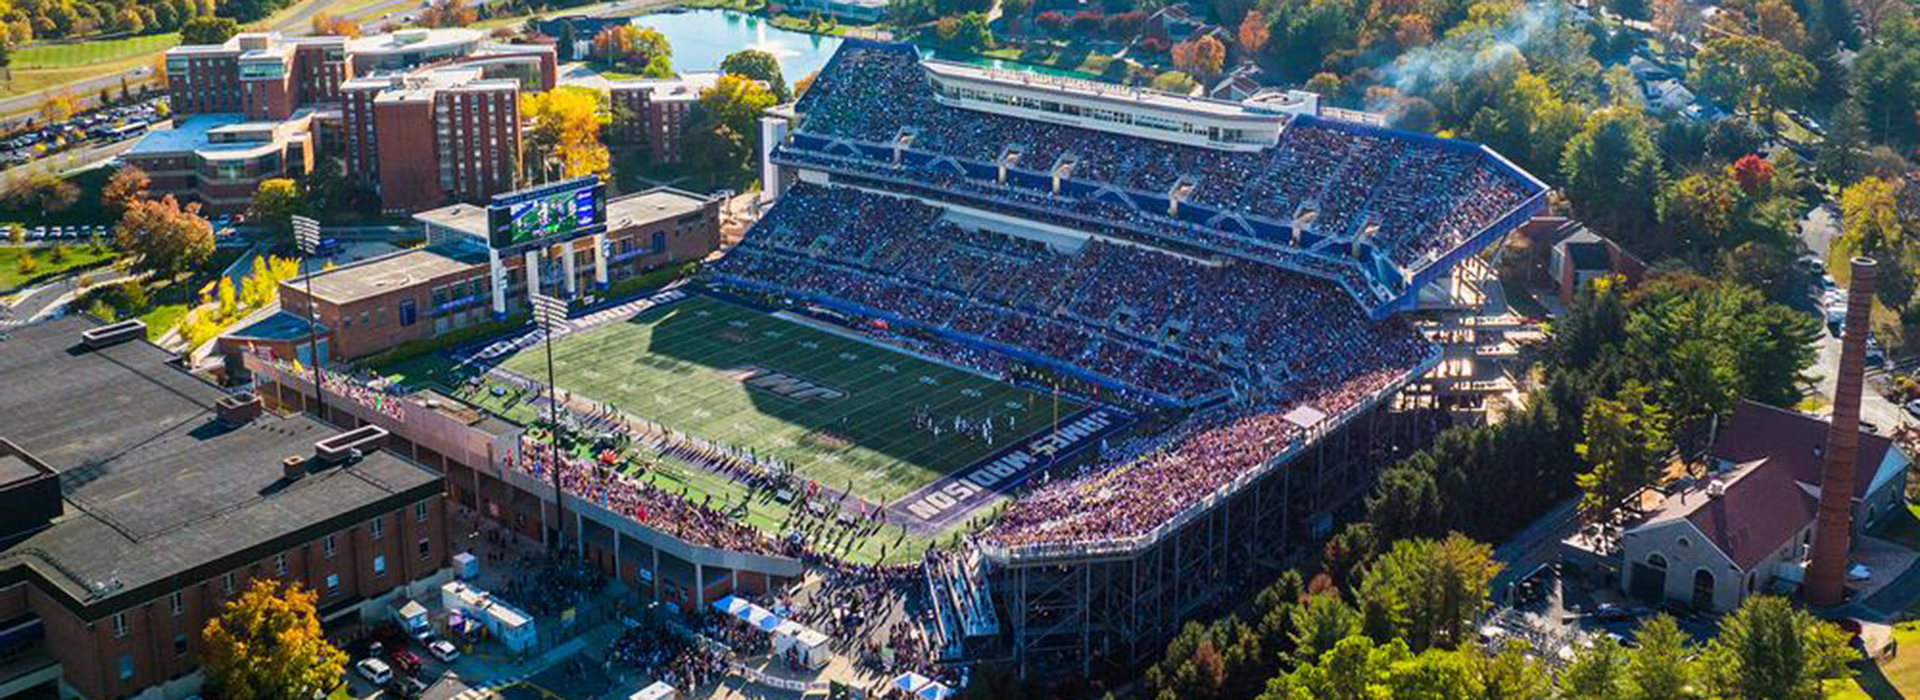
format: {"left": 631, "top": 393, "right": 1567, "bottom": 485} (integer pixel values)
{"left": 1829, "top": 622, "right": 1920, "bottom": 700}
{"left": 387, "top": 293, "right": 1080, "bottom": 504}
{"left": 13, "top": 34, "right": 181, "bottom": 70}
{"left": 0, "top": 243, "right": 116, "bottom": 290}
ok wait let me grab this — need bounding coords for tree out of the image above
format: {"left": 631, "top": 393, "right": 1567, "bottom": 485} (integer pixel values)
{"left": 592, "top": 25, "right": 672, "bottom": 77}
{"left": 688, "top": 73, "right": 776, "bottom": 175}
{"left": 1753, "top": 0, "right": 1807, "bottom": 51}
{"left": 720, "top": 49, "right": 790, "bottom": 103}
{"left": 1700, "top": 596, "right": 1853, "bottom": 700}
{"left": 1172, "top": 34, "right": 1226, "bottom": 82}
{"left": 1839, "top": 176, "right": 1903, "bottom": 255}
{"left": 1561, "top": 109, "right": 1663, "bottom": 246}
{"left": 200, "top": 579, "right": 346, "bottom": 700}
{"left": 1237, "top": 9, "right": 1269, "bottom": 52}
{"left": 931, "top": 12, "right": 994, "bottom": 52}
{"left": 38, "top": 90, "right": 74, "bottom": 124}
{"left": 1150, "top": 71, "right": 1200, "bottom": 94}
{"left": 181, "top": 15, "right": 238, "bottom": 44}
{"left": 522, "top": 88, "right": 609, "bottom": 180}
{"left": 1691, "top": 34, "right": 1815, "bottom": 120}
{"left": 248, "top": 178, "right": 305, "bottom": 245}
{"left": 1657, "top": 172, "right": 1739, "bottom": 261}
{"left": 4, "top": 172, "right": 79, "bottom": 213}
{"left": 1650, "top": 0, "right": 1699, "bottom": 45}
{"left": 6, "top": 224, "right": 20, "bottom": 245}
{"left": 1559, "top": 635, "right": 1628, "bottom": 700}
{"left": 420, "top": 0, "right": 475, "bottom": 27}
{"left": 1818, "top": 100, "right": 1868, "bottom": 183}
{"left": 115, "top": 195, "right": 213, "bottom": 278}
{"left": 309, "top": 12, "right": 360, "bottom": 36}
{"left": 1289, "top": 594, "right": 1360, "bottom": 663}
{"left": 1366, "top": 454, "right": 1445, "bottom": 541}
{"left": 1575, "top": 381, "right": 1672, "bottom": 521}
{"left": 1623, "top": 615, "right": 1694, "bottom": 700}
{"left": 1357, "top": 534, "right": 1500, "bottom": 651}
{"left": 102, "top": 166, "right": 149, "bottom": 219}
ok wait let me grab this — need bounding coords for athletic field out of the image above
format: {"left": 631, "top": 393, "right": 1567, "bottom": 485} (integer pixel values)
{"left": 472, "top": 294, "right": 1081, "bottom": 503}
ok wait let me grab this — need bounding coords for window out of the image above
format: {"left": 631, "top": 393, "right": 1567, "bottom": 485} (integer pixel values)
{"left": 223, "top": 572, "right": 235, "bottom": 595}
{"left": 169, "top": 591, "right": 183, "bottom": 616}
{"left": 373, "top": 555, "right": 387, "bottom": 577}
{"left": 323, "top": 534, "right": 336, "bottom": 559}
{"left": 415, "top": 501, "right": 429, "bottom": 522}
{"left": 118, "top": 654, "right": 134, "bottom": 681}
{"left": 111, "top": 613, "right": 126, "bottom": 638}
{"left": 399, "top": 299, "right": 417, "bottom": 327}
{"left": 173, "top": 632, "right": 188, "bottom": 656}
{"left": 370, "top": 517, "right": 384, "bottom": 540}
{"left": 325, "top": 574, "right": 339, "bottom": 594}
{"left": 418, "top": 538, "right": 431, "bottom": 560}
{"left": 274, "top": 553, "right": 287, "bottom": 576}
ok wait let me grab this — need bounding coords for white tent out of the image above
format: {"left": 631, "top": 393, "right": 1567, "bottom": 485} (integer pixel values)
{"left": 794, "top": 627, "right": 832, "bottom": 669}
{"left": 918, "top": 681, "right": 953, "bottom": 700}
{"left": 772, "top": 620, "right": 806, "bottom": 653}
{"left": 748, "top": 605, "right": 784, "bottom": 633}
{"left": 894, "top": 672, "right": 932, "bottom": 695}
{"left": 630, "top": 680, "right": 676, "bottom": 700}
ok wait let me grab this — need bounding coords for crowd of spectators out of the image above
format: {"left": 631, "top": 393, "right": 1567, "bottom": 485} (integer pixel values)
{"left": 709, "top": 183, "right": 1434, "bottom": 550}
{"left": 605, "top": 624, "right": 729, "bottom": 695}
{"left": 709, "top": 184, "right": 1427, "bottom": 409}
{"left": 791, "top": 46, "right": 1535, "bottom": 273}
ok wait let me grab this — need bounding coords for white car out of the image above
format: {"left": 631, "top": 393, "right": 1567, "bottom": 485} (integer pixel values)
{"left": 427, "top": 639, "right": 459, "bottom": 663}
{"left": 354, "top": 657, "right": 393, "bottom": 685}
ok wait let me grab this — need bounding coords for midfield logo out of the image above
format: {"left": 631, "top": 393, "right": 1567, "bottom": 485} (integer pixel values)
{"left": 727, "top": 366, "right": 847, "bottom": 402}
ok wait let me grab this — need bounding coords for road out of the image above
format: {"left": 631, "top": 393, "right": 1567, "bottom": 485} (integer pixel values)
{"left": 1794, "top": 201, "right": 1907, "bottom": 430}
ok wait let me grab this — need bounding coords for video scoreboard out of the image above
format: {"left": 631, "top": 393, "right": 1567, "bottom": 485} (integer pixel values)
{"left": 487, "top": 176, "right": 608, "bottom": 249}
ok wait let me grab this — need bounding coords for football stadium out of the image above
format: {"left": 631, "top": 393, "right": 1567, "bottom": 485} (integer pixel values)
{"left": 257, "top": 38, "right": 1546, "bottom": 679}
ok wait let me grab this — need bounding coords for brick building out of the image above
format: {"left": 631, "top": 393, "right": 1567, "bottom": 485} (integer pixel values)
{"left": 609, "top": 73, "right": 719, "bottom": 165}
{"left": 141, "top": 29, "right": 556, "bottom": 215}
{"left": 221, "top": 186, "right": 723, "bottom": 363}
{"left": 0, "top": 316, "right": 450, "bottom": 700}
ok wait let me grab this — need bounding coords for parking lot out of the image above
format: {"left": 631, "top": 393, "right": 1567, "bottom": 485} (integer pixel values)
{"left": 0, "top": 96, "right": 166, "bottom": 169}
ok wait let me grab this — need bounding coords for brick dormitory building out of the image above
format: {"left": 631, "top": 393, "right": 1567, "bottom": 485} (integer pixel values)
{"left": 128, "top": 28, "right": 557, "bottom": 214}
{"left": 0, "top": 317, "right": 452, "bottom": 700}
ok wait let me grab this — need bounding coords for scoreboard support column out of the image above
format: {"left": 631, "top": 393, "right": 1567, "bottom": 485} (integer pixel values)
{"left": 489, "top": 248, "right": 508, "bottom": 318}
{"left": 593, "top": 233, "right": 609, "bottom": 290}
{"left": 562, "top": 241, "right": 579, "bottom": 297}
{"left": 525, "top": 249, "right": 543, "bottom": 310}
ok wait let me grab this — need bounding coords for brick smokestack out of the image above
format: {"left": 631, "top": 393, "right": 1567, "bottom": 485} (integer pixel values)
{"left": 1807, "top": 256, "right": 1876, "bottom": 607}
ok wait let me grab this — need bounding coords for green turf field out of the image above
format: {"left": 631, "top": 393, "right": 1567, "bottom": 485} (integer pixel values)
{"left": 445, "top": 294, "right": 1081, "bottom": 503}
{"left": 13, "top": 33, "right": 180, "bottom": 70}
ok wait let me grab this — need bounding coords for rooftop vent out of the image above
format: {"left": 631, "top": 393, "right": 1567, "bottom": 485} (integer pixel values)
{"left": 1707, "top": 480, "right": 1726, "bottom": 498}
{"left": 282, "top": 454, "right": 307, "bottom": 480}
{"left": 215, "top": 392, "right": 263, "bottom": 427}
{"left": 80, "top": 320, "right": 146, "bottom": 350}
{"left": 314, "top": 425, "right": 388, "bottom": 465}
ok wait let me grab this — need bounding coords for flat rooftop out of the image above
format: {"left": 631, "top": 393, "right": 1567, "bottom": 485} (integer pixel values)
{"left": 414, "top": 187, "right": 710, "bottom": 239}
{"left": 301, "top": 244, "right": 489, "bottom": 305}
{"left": 607, "top": 188, "right": 709, "bottom": 229}
{"left": 0, "top": 316, "right": 440, "bottom": 616}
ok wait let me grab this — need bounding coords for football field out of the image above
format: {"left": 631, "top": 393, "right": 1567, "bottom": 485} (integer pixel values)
{"left": 486, "top": 294, "right": 1081, "bottom": 503}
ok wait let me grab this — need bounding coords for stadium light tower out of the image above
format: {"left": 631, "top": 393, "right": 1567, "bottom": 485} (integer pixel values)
{"left": 291, "top": 215, "right": 326, "bottom": 420}
{"left": 531, "top": 292, "right": 570, "bottom": 556}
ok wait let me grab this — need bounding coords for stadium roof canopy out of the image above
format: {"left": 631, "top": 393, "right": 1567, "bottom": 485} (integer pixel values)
{"left": 0, "top": 316, "right": 440, "bottom": 619}
{"left": 776, "top": 40, "right": 1549, "bottom": 317}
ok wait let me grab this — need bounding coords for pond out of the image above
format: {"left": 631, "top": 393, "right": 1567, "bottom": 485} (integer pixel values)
{"left": 630, "top": 9, "right": 1103, "bottom": 81}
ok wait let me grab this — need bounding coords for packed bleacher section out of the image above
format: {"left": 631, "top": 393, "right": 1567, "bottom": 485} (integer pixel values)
{"left": 708, "top": 183, "right": 1433, "bottom": 551}
{"left": 781, "top": 43, "right": 1542, "bottom": 311}
{"left": 708, "top": 184, "right": 1425, "bottom": 407}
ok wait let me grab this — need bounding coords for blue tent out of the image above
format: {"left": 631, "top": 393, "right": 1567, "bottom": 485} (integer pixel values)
{"left": 894, "top": 672, "right": 932, "bottom": 694}
{"left": 712, "top": 595, "right": 750, "bottom": 617}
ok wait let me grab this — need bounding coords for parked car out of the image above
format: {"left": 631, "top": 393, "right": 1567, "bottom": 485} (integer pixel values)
{"left": 354, "top": 658, "right": 393, "bottom": 685}
{"left": 388, "top": 675, "right": 429, "bottom": 698}
{"left": 427, "top": 639, "right": 460, "bottom": 663}
{"left": 386, "top": 647, "right": 423, "bottom": 676}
